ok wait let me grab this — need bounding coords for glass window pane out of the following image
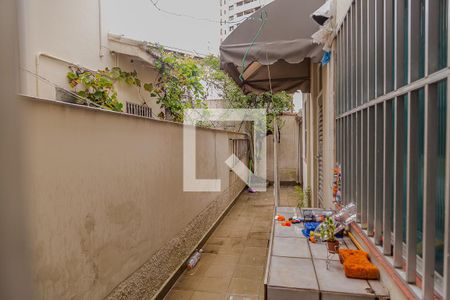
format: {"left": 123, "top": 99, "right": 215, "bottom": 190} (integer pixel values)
{"left": 435, "top": 80, "right": 447, "bottom": 275}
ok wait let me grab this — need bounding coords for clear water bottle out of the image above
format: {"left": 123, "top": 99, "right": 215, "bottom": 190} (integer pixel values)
{"left": 186, "top": 249, "right": 203, "bottom": 269}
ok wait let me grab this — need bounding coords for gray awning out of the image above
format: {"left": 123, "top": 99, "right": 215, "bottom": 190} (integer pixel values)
{"left": 220, "top": 0, "right": 325, "bottom": 94}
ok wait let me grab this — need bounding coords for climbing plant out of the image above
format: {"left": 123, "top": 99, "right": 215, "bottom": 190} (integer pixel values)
{"left": 147, "top": 47, "right": 207, "bottom": 122}
{"left": 67, "top": 66, "right": 142, "bottom": 112}
{"left": 201, "top": 55, "right": 293, "bottom": 133}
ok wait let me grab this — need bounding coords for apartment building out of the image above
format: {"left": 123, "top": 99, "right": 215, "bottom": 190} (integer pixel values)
{"left": 220, "top": 0, "right": 272, "bottom": 42}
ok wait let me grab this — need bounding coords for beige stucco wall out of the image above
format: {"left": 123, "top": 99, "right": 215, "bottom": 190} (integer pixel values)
{"left": 321, "top": 60, "right": 336, "bottom": 210}
{"left": 301, "top": 60, "right": 335, "bottom": 209}
{"left": 21, "top": 96, "right": 246, "bottom": 299}
{"left": 18, "top": 0, "right": 162, "bottom": 115}
{"left": 266, "top": 114, "right": 300, "bottom": 183}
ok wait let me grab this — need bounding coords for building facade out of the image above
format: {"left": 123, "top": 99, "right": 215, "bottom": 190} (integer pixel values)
{"left": 333, "top": 0, "right": 449, "bottom": 299}
{"left": 299, "top": 0, "right": 449, "bottom": 298}
{"left": 18, "top": 0, "right": 206, "bottom": 119}
{"left": 220, "top": 0, "right": 271, "bottom": 42}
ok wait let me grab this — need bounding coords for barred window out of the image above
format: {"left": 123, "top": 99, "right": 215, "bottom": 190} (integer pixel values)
{"left": 126, "top": 102, "right": 152, "bottom": 118}
{"left": 335, "top": 1, "right": 448, "bottom": 298}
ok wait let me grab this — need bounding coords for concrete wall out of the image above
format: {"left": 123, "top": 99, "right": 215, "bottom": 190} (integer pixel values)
{"left": 18, "top": 0, "right": 162, "bottom": 115}
{"left": 21, "top": 96, "right": 246, "bottom": 299}
{"left": 266, "top": 114, "right": 301, "bottom": 183}
{"left": 301, "top": 60, "right": 335, "bottom": 209}
{"left": 321, "top": 59, "right": 336, "bottom": 210}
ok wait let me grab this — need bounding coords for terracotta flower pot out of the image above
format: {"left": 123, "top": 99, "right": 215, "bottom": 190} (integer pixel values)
{"left": 327, "top": 240, "right": 340, "bottom": 253}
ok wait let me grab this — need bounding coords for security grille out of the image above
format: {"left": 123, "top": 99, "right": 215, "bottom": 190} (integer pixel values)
{"left": 126, "top": 102, "right": 152, "bottom": 118}
{"left": 335, "top": 0, "right": 449, "bottom": 298}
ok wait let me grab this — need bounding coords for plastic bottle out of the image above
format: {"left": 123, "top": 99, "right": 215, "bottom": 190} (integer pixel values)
{"left": 186, "top": 249, "right": 203, "bottom": 269}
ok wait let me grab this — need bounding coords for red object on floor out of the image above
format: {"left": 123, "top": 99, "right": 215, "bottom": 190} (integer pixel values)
{"left": 281, "top": 221, "right": 291, "bottom": 227}
{"left": 275, "top": 215, "right": 285, "bottom": 221}
{"left": 339, "top": 249, "right": 380, "bottom": 280}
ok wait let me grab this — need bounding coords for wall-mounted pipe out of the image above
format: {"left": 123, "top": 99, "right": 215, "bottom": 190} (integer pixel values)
{"left": 98, "top": 0, "right": 104, "bottom": 57}
{"left": 35, "top": 52, "right": 88, "bottom": 97}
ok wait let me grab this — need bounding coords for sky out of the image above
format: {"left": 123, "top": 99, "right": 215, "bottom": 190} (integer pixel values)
{"left": 104, "top": 0, "right": 303, "bottom": 109}
{"left": 103, "top": 0, "right": 220, "bottom": 55}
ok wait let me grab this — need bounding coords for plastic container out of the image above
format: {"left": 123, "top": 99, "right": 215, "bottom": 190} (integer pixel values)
{"left": 186, "top": 249, "right": 203, "bottom": 269}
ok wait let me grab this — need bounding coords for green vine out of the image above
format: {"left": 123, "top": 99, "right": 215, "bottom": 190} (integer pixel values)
{"left": 67, "top": 66, "right": 142, "bottom": 112}
{"left": 201, "top": 55, "right": 293, "bottom": 133}
{"left": 146, "top": 47, "right": 207, "bottom": 122}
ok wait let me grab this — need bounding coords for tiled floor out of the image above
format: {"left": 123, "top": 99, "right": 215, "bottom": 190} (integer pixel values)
{"left": 165, "top": 186, "right": 298, "bottom": 300}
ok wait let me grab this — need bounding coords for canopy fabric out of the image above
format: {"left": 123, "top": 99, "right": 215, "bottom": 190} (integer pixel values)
{"left": 220, "top": 0, "right": 325, "bottom": 94}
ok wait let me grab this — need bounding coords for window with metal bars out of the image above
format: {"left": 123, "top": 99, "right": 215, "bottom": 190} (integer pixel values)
{"left": 126, "top": 102, "right": 152, "bottom": 118}
{"left": 334, "top": 0, "right": 448, "bottom": 298}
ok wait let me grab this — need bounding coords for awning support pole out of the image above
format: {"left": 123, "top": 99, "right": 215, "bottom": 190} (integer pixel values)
{"left": 274, "top": 117, "right": 280, "bottom": 207}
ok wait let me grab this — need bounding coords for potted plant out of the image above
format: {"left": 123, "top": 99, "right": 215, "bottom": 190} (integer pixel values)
{"left": 320, "top": 217, "right": 339, "bottom": 252}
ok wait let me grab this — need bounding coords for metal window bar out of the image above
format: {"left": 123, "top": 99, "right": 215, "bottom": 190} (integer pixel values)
{"left": 346, "top": 115, "right": 351, "bottom": 205}
{"left": 356, "top": 0, "right": 361, "bottom": 107}
{"left": 395, "top": 0, "right": 406, "bottom": 89}
{"left": 443, "top": 77, "right": 450, "bottom": 300}
{"left": 335, "top": 1, "right": 449, "bottom": 297}
{"left": 347, "top": 115, "right": 351, "bottom": 205}
{"left": 362, "top": 0, "right": 368, "bottom": 103}
{"left": 342, "top": 116, "right": 347, "bottom": 204}
{"left": 356, "top": 111, "right": 361, "bottom": 223}
{"left": 339, "top": 22, "right": 342, "bottom": 115}
{"left": 361, "top": 108, "right": 368, "bottom": 229}
{"left": 406, "top": 90, "right": 419, "bottom": 283}
{"left": 393, "top": 95, "right": 405, "bottom": 268}
{"left": 126, "top": 102, "right": 152, "bottom": 118}
{"left": 367, "top": 106, "right": 375, "bottom": 236}
{"left": 376, "top": 0, "right": 385, "bottom": 96}
{"left": 383, "top": 99, "right": 394, "bottom": 255}
{"left": 337, "top": 119, "right": 340, "bottom": 165}
{"left": 345, "top": 17, "right": 349, "bottom": 112}
{"left": 422, "top": 82, "right": 439, "bottom": 300}
{"left": 409, "top": 0, "right": 421, "bottom": 83}
{"left": 351, "top": 113, "right": 356, "bottom": 204}
{"left": 351, "top": 3, "right": 356, "bottom": 109}
{"left": 368, "top": 0, "right": 376, "bottom": 101}
{"left": 349, "top": 115, "right": 353, "bottom": 204}
{"left": 334, "top": 36, "right": 341, "bottom": 116}
{"left": 374, "top": 103, "right": 384, "bottom": 245}
{"left": 444, "top": 2, "right": 450, "bottom": 297}
{"left": 384, "top": 0, "right": 395, "bottom": 93}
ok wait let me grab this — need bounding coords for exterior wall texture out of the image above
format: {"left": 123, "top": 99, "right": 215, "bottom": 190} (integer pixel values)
{"left": 21, "top": 97, "right": 246, "bottom": 299}
{"left": 19, "top": 0, "right": 162, "bottom": 116}
{"left": 266, "top": 114, "right": 301, "bottom": 183}
{"left": 301, "top": 61, "right": 335, "bottom": 209}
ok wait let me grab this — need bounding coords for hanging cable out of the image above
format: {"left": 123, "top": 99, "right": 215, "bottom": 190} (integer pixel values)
{"left": 239, "top": 9, "right": 268, "bottom": 82}
{"left": 148, "top": 0, "right": 253, "bottom": 25}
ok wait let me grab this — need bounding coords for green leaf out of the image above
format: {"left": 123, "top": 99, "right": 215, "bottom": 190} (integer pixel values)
{"left": 67, "top": 72, "right": 78, "bottom": 80}
{"left": 144, "top": 83, "right": 154, "bottom": 92}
